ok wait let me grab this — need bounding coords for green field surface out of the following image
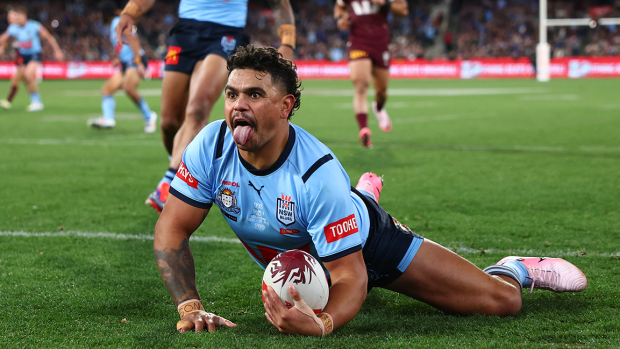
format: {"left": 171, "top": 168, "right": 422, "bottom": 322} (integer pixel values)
{"left": 1, "top": 78, "right": 619, "bottom": 348}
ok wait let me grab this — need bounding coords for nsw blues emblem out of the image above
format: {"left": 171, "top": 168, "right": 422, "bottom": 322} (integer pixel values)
{"left": 221, "top": 35, "right": 237, "bottom": 55}
{"left": 276, "top": 195, "right": 296, "bottom": 226}
{"left": 216, "top": 188, "right": 241, "bottom": 214}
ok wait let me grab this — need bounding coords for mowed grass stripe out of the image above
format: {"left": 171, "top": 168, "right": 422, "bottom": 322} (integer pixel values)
{"left": 2, "top": 231, "right": 619, "bottom": 258}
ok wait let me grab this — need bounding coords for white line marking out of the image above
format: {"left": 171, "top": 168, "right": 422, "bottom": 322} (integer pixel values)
{"left": 305, "top": 87, "right": 547, "bottom": 97}
{"left": 64, "top": 89, "right": 163, "bottom": 97}
{"left": 0, "top": 231, "right": 240, "bottom": 244}
{"left": 333, "top": 101, "right": 438, "bottom": 109}
{"left": 42, "top": 113, "right": 143, "bottom": 122}
{"left": 392, "top": 113, "right": 497, "bottom": 124}
{"left": 1, "top": 231, "right": 617, "bottom": 257}
{"left": 518, "top": 94, "right": 580, "bottom": 101}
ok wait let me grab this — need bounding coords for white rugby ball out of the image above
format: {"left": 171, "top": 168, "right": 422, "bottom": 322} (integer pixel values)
{"left": 262, "top": 250, "right": 329, "bottom": 314}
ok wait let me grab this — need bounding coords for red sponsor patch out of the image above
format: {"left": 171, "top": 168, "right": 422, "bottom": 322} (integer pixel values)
{"left": 176, "top": 161, "right": 199, "bottom": 189}
{"left": 279, "top": 228, "right": 300, "bottom": 235}
{"left": 324, "top": 214, "right": 358, "bottom": 243}
{"left": 165, "top": 46, "right": 181, "bottom": 65}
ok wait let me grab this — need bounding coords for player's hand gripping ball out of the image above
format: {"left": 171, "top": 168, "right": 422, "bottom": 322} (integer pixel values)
{"left": 262, "top": 250, "right": 329, "bottom": 314}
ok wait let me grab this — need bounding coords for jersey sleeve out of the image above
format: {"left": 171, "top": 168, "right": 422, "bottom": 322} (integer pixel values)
{"left": 7, "top": 25, "right": 17, "bottom": 37}
{"left": 169, "top": 122, "right": 222, "bottom": 209}
{"left": 303, "top": 158, "right": 362, "bottom": 262}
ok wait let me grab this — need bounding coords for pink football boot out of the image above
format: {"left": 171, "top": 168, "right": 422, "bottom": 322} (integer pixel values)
{"left": 355, "top": 172, "right": 383, "bottom": 203}
{"left": 498, "top": 256, "right": 587, "bottom": 294}
{"left": 358, "top": 127, "right": 373, "bottom": 148}
{"left": 372, "top": 101, "right": 392, "bottom": 132}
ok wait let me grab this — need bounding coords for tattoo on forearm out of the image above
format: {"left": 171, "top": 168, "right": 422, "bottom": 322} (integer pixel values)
{"left": 154, "top": 239, "right": 200, "bottom": 306}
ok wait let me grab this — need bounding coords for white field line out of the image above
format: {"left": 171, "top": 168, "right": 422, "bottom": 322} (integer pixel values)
{"left": 333, "top": 101, "right": 439, "bottom": 109}
{"left": 0, "top": 231, "right": 240, "bottom": 244}
{"left": 518, "top": 94, "right": 580, "bottom": 101}
{"left": 64, "top": 88, "right": 547, "bottom": 98}
{"left": 392, "top": 112, "right": 498, "bottom": 124}
{"left": 42, "top": 113, "right": 144, "bottom": 122}
{"left": 2, "top": 230, "right": 618, "bottom": 257}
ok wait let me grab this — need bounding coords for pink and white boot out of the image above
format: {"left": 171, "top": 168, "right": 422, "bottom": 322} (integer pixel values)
{"left": 498, "top": 256, "right": 588, "bottom": 294}
{"left": 355, "top": 172, "right": 383, "bottom": 203}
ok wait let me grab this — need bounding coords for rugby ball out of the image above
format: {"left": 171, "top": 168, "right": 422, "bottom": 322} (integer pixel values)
{"left": 262, "top": 250, "right": 329, "bottom": 314}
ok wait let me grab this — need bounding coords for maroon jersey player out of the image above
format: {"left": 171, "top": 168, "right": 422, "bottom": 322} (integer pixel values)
{"left": 335, "top": 0, "right": 408, "bottom": 147}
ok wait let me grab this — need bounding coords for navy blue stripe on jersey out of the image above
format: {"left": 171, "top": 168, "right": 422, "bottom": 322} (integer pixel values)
{"left": 302, "top": 154, "right": 334, "bottom": 183}
{"left": 321, "top": 244, "right": 362, "bottom": 262}
{"left": 239, "top": 125, "right": 296, "bottom": 176}
{"left": 170, "top": 187, "right": 213, "bottom": 209}
{"left": 215, "top": 121, "right": 228, "bottom": 159}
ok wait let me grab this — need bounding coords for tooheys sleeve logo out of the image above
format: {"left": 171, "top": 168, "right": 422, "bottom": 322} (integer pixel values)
{"left": 324, "top": 214, "right": 358, "bottom": 243}
{"left": 176, "top": 161, "right": 199, "bottom": 189}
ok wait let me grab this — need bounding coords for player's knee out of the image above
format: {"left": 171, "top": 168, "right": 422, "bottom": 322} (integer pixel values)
{"left": 352, "top": 79, "right": 369, "bottom": 92}
{"left": 487, "top": 288, "right": 522, "bottom": 316}
{"left": 185, "top": 100, "right": 214, "bottom": 124}
{"left": 161, "top": 116, "right": 182, "bottom": 134}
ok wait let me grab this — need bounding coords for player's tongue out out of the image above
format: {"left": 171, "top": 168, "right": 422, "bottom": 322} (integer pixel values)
{"left": 233, "top": 125, "right": 254, "bottom": 146}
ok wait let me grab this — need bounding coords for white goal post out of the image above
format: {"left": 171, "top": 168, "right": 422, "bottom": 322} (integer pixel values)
{"left": 537, "top": 0, "right": 620, "bottom": 81}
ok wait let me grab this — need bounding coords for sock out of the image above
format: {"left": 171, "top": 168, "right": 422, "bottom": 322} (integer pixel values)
{"left": 483, "top": 261, "right": 530, "bottom": 291}
{"left": 101, "top": 95, "right": 116, "bottom": 121}
{"left": 136, "top": 97, "right": 152, "bottom": 121}
{"left": 376, "top": 101, "right": 385, "bottom": 111}
{"left": 355, "top": 113, "right": 368, "bottom": 129}
{"left": 30, "top": 92, "right": 41, "bottom": 104}
{"left": 7, "top": 86, "right": 18, "bottom": 102}
{"left": 158, "top": 167, "right": 177, "bottom": 188}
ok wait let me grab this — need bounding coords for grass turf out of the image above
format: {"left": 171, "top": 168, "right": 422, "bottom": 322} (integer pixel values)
{"left": 0, "top": 78, "right": 619, "bottom": 348}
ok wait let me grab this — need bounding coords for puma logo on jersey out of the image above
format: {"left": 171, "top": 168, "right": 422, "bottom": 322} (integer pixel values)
{"left": 248, "top": 181, "right": 264, "bottom": 197}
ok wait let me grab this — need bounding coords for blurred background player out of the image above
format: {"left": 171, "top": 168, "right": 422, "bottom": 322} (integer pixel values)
{"left": 114, "top": 0, "right": 295, "bottom": 213}
{"left": 335, "top": 0, "right": 408, "bottom": 147}
{"left": 87, "top": 1, "right": 157, "bottom": 133}
{"left": 0, "top": 5, "right": 64, "bottom": 111}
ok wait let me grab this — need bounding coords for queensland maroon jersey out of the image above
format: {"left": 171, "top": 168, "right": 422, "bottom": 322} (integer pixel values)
{"left": 338, "top": 0, "right": 390, "bottom": 47}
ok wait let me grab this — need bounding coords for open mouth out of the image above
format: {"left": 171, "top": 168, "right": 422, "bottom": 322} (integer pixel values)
{"left": 232, "top": 116, "right": 255, "bottom": 146}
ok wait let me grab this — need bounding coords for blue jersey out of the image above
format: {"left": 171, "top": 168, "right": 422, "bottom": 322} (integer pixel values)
{"left": 178, "top": 0, "right": 248, "bottom": 28}
{"left": 7, "top": 20, "right": 42, "bottom": 55}
{"left": 110, "top": 16, "right": 143, "bottom": 63}
{"left": 170, "top": 120, "right": 370, "bottom": 269}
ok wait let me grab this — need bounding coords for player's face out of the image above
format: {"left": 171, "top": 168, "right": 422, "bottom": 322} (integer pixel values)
{"left": 224, "top": 69, "right": 289, "bottom": 151}
{"left": 13, "top": 11, "right": 27, "bottom": 25}
{"left": 7, "top": 10, "right": 16, "bottom": 24}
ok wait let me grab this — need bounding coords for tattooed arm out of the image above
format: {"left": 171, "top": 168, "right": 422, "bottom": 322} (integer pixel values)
{"left": 154, "top": 194, "right": 236, "bottom": 333}
{"left": 267, "top": 0, "right": 296, "bottom": 60}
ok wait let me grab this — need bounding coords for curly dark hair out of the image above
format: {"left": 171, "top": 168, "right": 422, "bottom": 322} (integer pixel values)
{"left": 227, "top": 45, "right": 302, "bottom": 119}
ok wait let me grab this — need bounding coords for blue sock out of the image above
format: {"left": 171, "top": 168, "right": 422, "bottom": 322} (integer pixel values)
{"left": 158, "top": 167, "right": 177, "bottom": 187}
{"left": 483, "top": 261, "right": 530, "bottom": 290}
{"left": 136, "top": 97, "right": 152, "bottom": 121}
{"left": 102, "top": 95, "right": 116, "bottom": 121}
{"left": 30, "top": 92, "right": 41, "bottom": 104}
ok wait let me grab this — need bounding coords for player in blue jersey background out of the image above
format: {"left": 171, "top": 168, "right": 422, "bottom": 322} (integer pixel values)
{"left": 87, "top": 1, "right": 157, "bottom": 133}
{"left": 153, "top": 46, "right": 588, "bottom": 335}
{"left": 113, "top": 0, "right": 296, "bottom": 214}
{"left": 0, "top": 5, "right": 64, "bottom": 111}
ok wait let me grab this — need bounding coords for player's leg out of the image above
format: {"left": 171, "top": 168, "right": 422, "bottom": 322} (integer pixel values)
{"left": 0, "top": 66, "right": 24, "bottom": 109}
{"left": 371, "top": 67, "right": 392, "bottom": 132}
{"left": 23, "top": 60, "right": 43, "bottom": 112}
{"left": 383, "top": 239, "right": 523, "bottom": 316}
{"left": 122, "top": 67, "right": 157, "bottom": 133}
{"left": 88, "top": 72, "right": 122, "bottom": 129}
{"left": 160, "top": 71, "right": 190, "bottom": 154}
{"left": 349, "top": 58, "right": 373, "bottom": 147}
{"left": 169, "top": 53, "right": 228, "bottom": 167}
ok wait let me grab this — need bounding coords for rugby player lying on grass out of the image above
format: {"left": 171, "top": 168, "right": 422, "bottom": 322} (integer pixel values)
{"left": 153, "top": 45, "right": 588, "bottom": 336}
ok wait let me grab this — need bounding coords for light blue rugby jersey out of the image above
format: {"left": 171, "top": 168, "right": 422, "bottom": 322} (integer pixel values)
{"left": 178, "top": 0, "right": 248, "bottom": 28}
{"left": 7, "top": 20, "right": 42, "bottom": 55}
{"left": 170, "top": 120, "right": 370, "bottom": 269}
{"left": 110, "top": 16, "right": 143, "bottom": 63}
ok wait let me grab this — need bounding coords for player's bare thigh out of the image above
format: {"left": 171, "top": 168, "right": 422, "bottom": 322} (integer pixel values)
{"left": 11, "top": 65, "right": 25, "bottom": 85}
{"left": 184, "top": 53, "right": 229, "bottom": 123}
{"left": 101, "top": 71, "right": 123, "bottom": 96}
{"left": 161, "top": 70, "right": 191, "bottom": 126}
{"left": 381, "top": 239, "right": 522, "bottom": 316}
{"left": 349, "top": 58, "right": 373, "bottom": 90}
{"left": 121, "top": 68, "right": 143, "bottom": 102}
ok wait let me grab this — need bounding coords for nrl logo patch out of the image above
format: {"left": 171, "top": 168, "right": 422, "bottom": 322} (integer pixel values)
{"left": 276, "top": 195, "right": 296, "bottom": 226}
{"left": 216, "top": 188, "right": 241, "bottom": 214}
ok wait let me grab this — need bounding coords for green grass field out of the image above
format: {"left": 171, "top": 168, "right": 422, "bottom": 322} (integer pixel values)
{"left": 1, "top": 77, "right": 619, "bottom": 348}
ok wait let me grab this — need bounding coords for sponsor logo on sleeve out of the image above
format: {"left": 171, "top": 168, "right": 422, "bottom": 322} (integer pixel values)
{"left": 176, "top": 161, "right": 199, "bottom": 189}
{"left": 324, "top": 214, "right": 358, "bottom": 243}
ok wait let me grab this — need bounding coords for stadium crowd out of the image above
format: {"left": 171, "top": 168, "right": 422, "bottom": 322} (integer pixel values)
{"left": 1, "top": 0, "right": 620, "bottom": 62}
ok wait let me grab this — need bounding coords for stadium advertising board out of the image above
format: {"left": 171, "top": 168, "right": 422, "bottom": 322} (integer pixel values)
{"left": 2, "top": 57, "right": 620, "bottom": 79}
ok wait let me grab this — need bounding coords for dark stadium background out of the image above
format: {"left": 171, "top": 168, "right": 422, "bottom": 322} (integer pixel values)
{"left": 1, "top": 0, "right": 619, "bottom": 63}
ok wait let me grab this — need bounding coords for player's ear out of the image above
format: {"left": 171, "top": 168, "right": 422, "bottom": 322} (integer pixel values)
{"left": 280, "top": 94, "right": 295, "bottom": 120}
